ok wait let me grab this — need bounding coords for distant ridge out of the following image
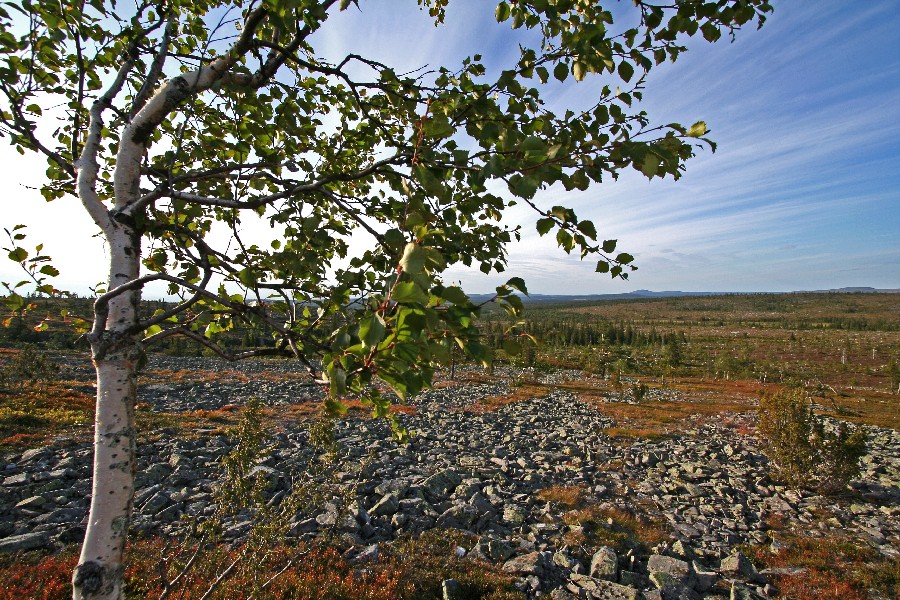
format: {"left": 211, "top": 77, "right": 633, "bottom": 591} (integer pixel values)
{"left": 468, "top": 287, "right": 899, "bottom": 305}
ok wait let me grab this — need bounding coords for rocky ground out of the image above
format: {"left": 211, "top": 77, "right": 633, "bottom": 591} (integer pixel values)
{"left": 1, "top": 356, "right": 898, "bottom": 599}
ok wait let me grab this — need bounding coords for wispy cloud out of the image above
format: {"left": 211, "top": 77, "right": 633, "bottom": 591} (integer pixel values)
{"left": 1, "top": 1, "right": 897, "bottom": 296}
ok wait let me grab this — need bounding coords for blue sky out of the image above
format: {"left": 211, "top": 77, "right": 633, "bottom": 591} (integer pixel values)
{"left": 1, "top": 1, "right": 898, "bottom": 296}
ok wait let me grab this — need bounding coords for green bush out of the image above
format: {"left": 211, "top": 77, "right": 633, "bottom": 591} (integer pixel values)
{"left": 757, "top": 388, "right": 867, "bottom": 494}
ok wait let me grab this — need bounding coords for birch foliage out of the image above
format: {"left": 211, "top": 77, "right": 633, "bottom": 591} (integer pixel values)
{"left": 0, "top": 1, "right": 771, "bottom": 597}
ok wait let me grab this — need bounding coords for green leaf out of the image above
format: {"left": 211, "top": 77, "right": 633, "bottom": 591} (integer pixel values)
{"left": 556, "top": 229, "right": 574, "bottom": 252}
{"left": 358, "top": 314, "right": 386, "bottom": 348}
{"left": 7, "top": 248, "right": 27, "bottom": 262}
{"left": 519, "top": 136, "right": 546, "bottom": 153}
{"left": 596, "top": 260, "right": 610, "bottom": 273}
{"left": 400, "top": 242, "right": 427, "bottom": 274}
{"left": 391, "top": 282, "right": 428, "bottom": 304}
{"left": 500, "top": 294, "right": 524, "bottom": 316}
{"left": 502, "top": 338, "right": 522, "bottom": 355}
{"left": 237, "top": 268, "right": 258, "bottom": 287}
{"left": 327, "top": 364, "right": 347, "bottom": 397}
{"left": 576, "top": 220, "right": 597, "bottom": 240}
{"left": 602, "top": 239, "right": 617, "bottom": 253}
{"left": 422, "top": 115, "right": 455, "bottom": 139}
{"left": 383, "top": 228, "right": 406, "bottom": 249}
{"left": 509, "top": 174, "right": 539, "bottom": 199}
{"left": 616, "top": 252, "right": 635, "bottom": 264}
{"left": 641, "top": 154, "right": 659, "bottom": 178}
{"left": 505, "top": 276, "right": 528, "bottom": 295}
{"left": 618, "top": 60, "right": 634, "bottom": 82}
{"left": 554, "top": 62, "right": 569, "bottom": 82}
{"left": 38, "top": 265, "right": 59, "bottom": 277}
{"left": 687, "top": 121, "right": 708, "bottom": 137}
{"left": 536, "top": 217, "right": 555, "bottom": 236}
{"left": 440, "top": 286, "right": 468, "bottom": 305}
{"left": 573, "top": 61, "right": 588, "bottom": 81}
{"left": 495, "top": 1, "right": 510, "bottom": 22}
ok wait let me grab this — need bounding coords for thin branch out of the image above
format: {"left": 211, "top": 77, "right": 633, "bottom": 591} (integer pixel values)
{"left": 317, "top": 188, "right": 383, "bottom": 244}
{"left": 157, "top": 535, "right": 207, "bottom": 600}
{"left": 130, "top": 12, "right": 178, "bottom": 121}
{"left": 131, "top": 153, "right": 407, "bottom": 214}
{"left": 136, "top": 266, "right": 213, "bottom": 333}
{"left": 75, "top": 41, "right": 143, "bottom": 230}
{"left": 197, "top": 553, "right": 242, "bottom": 600}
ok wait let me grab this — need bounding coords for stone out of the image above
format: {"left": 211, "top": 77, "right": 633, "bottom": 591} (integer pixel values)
{"left": 476, "top": 536, "right": 516, "bottom": 562}
{"left": 0, "top": 531, "right": 52, "bottom": 553}
{"left": 730, "top": 581, "right": 766, "bottom": 600}
{"left": 691, "top": 561, "right": 718, "bottom": 592}
{"left": 648, "top": 554, "right": 694, "bottom": 589}
{"left": 719, "top": 551, "right": 763, "bottom": 583}
{"left": 436, "top": 504, "right": 478, "bottom": 530}
{"left": 369, "top": 493, "right": 401, "bottom": 517}
{"left": 568, "top": 573, "right": 641, "bottom": 600}
{"left": 15, "top": 495, "right": 48, "bottom": 509}
{"left": 353, "top": 543, "right": 380, "bottom": 563}
{"left": 659, "top": 583, "right": 701, "bottom": 600}
{"left": 421, "top": 469, "right": 462, "bottom": 500}
{"left": 589, "top": 546, "right": 618, "bottom": 581}
{"left": 142, "top": 491, "right": 171, "bottom": 515}
{"left": 503, "top": 504, "right": 526, "bottom": 525}
{"left": 442, "top": 578, "right": 462, "bottom": 600}
{"left": 502, "top": 551, "right": 544, "bottom": 575}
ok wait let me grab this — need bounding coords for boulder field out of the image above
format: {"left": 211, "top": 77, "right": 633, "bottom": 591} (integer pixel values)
{"left": 2, "top": 357, "right": 897, "bottom": 599}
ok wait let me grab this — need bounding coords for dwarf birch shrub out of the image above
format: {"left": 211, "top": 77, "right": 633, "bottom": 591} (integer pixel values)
{"left": 758, "top": 388, "right": 867, "bottom": 494}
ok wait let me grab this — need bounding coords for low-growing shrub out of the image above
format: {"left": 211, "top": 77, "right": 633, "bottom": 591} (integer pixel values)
{"left": 0, "top": 345, "right": 59, "bottom": 392}
{"left": 757, "top": 388, "right": 867, "bottom": 494}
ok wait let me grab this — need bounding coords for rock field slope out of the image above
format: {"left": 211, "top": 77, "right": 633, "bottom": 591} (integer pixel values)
{"left": 1, "top": 356, "right": 898, "bottom": 599}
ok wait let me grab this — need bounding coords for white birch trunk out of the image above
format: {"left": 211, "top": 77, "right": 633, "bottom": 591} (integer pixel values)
{"left": 72, "top": 225, "right": 142, "bottom": 600}
{"left": 73, "top": 99, "right": 144, "bottom": 598}
{"left": 70, "top": 14, "right": 261, "bottom": 595}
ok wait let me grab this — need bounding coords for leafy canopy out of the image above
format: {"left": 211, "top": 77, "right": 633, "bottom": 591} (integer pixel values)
{"left": 0, "top": 0, "right": 772, "bottom": 424}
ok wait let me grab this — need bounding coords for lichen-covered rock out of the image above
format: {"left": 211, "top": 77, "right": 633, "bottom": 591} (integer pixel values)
{"left": 589, "top": 546, "right": 618, "bottom": 581}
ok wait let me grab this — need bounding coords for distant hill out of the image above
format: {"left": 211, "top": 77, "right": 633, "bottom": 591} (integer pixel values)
{"left": 469, "top": 287, "right": 899, "bottom": 305}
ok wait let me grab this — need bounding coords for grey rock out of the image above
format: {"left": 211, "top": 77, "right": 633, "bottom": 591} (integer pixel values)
{"left": 648, "top": 554, "right": 694, "bottom": 590}
{"left": 589, "top": 546, "right": 618, "bottom": 581}
{"left": 730, "top": 581, "right": 766, "bottom": 600}
{"left": 421, "top": 469, "right": 462, "bottom": 500}
{"left": 659, "top": 583, "right": 701, "bottom": 600}
{"left": 691, "top": 561, "right": 718, "bottom": 593}
{"left": 442, "top": 578, "right": 462, "bottom": 600}
{"left": 719, "top": 551, "right": 763, "bottom": 583}
{"left": 142, "top": 491, "right": 171, "bottom": 515}
{"left": 568, "top": 573, "right": 641, "bottom": 600}
{"left": 0, "top": 531, "right": 52, "bottom": 553}
{"left": 502, "top": 551, "right": 544, "bottom": 575}
{"left": 503, "top": 504, "right": 526, "bottom": 525}
{"left": 475, "top": 536, "right": 516, "bottom": 562}
{"left": 436, "top": 504, "right": 478, "bottom": 530}
{"left": 369, "top": 493, "right": 401, "bottom": 517}
{"left": 15, "top": 495, "right": 48, "bottom": 509}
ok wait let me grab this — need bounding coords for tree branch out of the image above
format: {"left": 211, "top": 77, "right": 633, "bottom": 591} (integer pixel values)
{"left": 130, "top": 153, "right": 407, "bottom": 214}
{"left": 130, "top": 12, "right": 178, "bottom": 121}
{"left": 75, "top": 49, "right": 138, "bottom": 231}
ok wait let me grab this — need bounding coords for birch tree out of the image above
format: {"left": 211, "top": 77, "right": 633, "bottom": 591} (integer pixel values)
{"left": 0, "top": 0, "right": 771, "bottom": 597}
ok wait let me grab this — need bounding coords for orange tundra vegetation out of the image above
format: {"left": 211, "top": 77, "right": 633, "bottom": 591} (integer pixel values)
{"left": 0, "top": 532, "right": 525, "bottom": 600}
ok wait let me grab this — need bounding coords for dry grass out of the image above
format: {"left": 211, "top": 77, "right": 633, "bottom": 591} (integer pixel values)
{"left": 536, "top": 484, "right": 591, "bottom": 508}
{"left": 560, "top": 503, "right": 670, "bottom": 558}
{"left": 465, "top": 383, "right": 547, "bottom": 413}
{"left": 747, "top": 534, "right": 898, "bottom": 600}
